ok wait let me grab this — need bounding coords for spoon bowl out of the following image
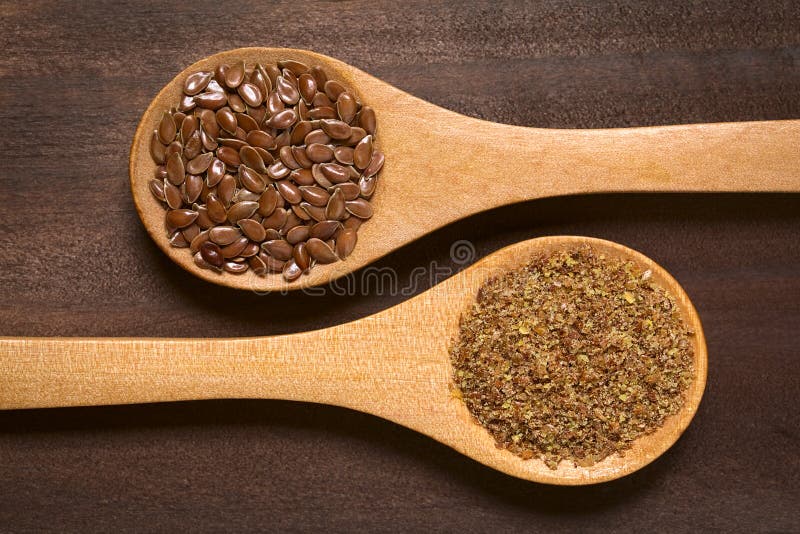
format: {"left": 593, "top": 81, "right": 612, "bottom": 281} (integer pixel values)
{"left": 131, "top": 47, "right": 800, "bottom": 291}
{"left": 0, "top": 236, "right": 707, "bottom": 484}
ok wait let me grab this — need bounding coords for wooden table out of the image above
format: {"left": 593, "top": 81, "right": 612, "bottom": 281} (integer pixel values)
{"left": 1, "top": 1, "right": 798, "bottom": 531}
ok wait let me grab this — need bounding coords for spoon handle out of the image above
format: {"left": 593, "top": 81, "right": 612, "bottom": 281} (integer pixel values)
{"left": 0, "top": 258, "right": 466, "bottom": 412}
{"left": 365, "top": 65, "right": 800, "bottom": 234}
{"left": 0, "top": 333, "right": 377, "bottom": 410}
{"left": 521, "top": 119, "right": 800, "bottom": 198}
{"left": 371, "top": 74, "right": 800, "bottom": 221}
{"left": 354, "top": 64, "right": 800, "bottom": 200}
{"left": 0, "top": 291, "right": 455, "bottom": 413}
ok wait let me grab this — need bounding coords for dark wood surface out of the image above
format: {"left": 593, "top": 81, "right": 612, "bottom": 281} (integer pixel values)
{"left": 1, "top": 1, "right": 799, "bottom": 531}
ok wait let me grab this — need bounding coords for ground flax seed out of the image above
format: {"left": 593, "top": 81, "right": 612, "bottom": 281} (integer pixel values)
{"left": 450, "top": 246, "right": 694, "bottom": 469}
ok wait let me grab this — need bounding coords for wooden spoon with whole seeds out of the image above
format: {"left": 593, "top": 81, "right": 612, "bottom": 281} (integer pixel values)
{"left": 0, "top": 236, "right": 707, "bottom": 485}
{"left": 130, "top": 48, "right": 800, "bottom": 291}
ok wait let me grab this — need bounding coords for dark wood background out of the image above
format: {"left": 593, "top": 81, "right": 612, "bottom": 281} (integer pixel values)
{"left": 1, "top": 1, "right": 799, "bottom": 531}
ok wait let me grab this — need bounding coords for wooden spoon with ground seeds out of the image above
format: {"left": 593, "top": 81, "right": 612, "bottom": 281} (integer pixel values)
{"left": 130, "top": 47, "right": 800, "bottom": 291}
{"left": 0, "top": 236, "right": 707, "bottom": 485}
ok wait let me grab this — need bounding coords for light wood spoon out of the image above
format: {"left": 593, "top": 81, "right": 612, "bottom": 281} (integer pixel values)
{"left": 131, "top": 47, "right": 800, "bottom": 291}
{"left": 0, "top": 236, "right": 707, "bottom": 485}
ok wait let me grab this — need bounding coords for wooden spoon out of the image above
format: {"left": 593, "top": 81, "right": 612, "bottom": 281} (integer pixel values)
{"left": 0, "top": 236, "right": 707, "bottom": 485}
{"left": 131, "top": 47, "right": 800, "bottom": 291}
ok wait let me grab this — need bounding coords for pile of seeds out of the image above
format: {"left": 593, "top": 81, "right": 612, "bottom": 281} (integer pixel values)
{"left": 450, "top": 246, "right": 695, "bottom": 469}
{"left": 148, "top": 59, "right": 384, "bottom": 281}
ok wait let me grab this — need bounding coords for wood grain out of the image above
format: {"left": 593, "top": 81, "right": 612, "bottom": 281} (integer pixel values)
{"left": 0, "top": 0, "right": 798, "bottom": 531}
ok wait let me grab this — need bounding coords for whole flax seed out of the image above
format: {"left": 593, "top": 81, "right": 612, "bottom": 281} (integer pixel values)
{"left": 450, "top": 245, "right": 695, "bottom": 469}
{"left": 150, "top": 59, "right": 384, "bottom": 281}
